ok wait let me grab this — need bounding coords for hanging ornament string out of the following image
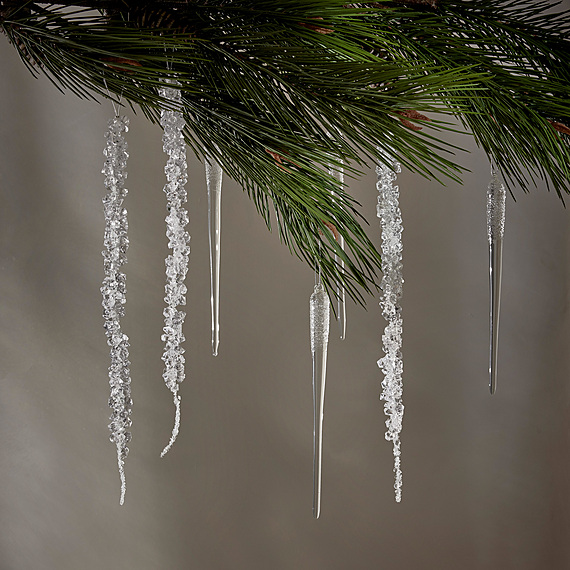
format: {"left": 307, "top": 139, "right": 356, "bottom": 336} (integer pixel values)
{"left": 376, "top": 148, "right": 404, "bottom": 503}
{"left": 487, "top": 159, "right": 506, "bottom": 395}
{"left": 328, "top": 160, "right": 347, "bottom": 340}
{"left": 101, "top": 102, "right": 133, "bottom": 505}
{"left": 309, "top": 268, "right": 331, "bottom": 519}
{"left": 205, "top": 157, "right": 223, "bottom": 357}
{"left": 159, "top": 78, "right": 190, "bottom": 457}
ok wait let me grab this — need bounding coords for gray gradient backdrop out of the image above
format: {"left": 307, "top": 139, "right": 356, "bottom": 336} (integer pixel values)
{"left": 1, "top": 16, "right": 569, "bottom": 570}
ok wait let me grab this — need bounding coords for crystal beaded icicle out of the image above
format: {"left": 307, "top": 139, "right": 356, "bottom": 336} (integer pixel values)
{"left": 101, "top": 114, "right": 133, "bottom": 505}
{"left": 487, "top": 160, "right": 506, "bottom": 395}
{"left": 328, "top": 162, "right": 347, "bottom": 339}
{"left": 205, "top": 158, "right": 223, "bottom": 356}
{"left": 309, "top": 274, "right": 330, "bottom": 519}
{"left": 376, "top": 149, "right": 404, "bottom": 503}
{"left": 159, "top": 81, "right": 190, "bottom": 457}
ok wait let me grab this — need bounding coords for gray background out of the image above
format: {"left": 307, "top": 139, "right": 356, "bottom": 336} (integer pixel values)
{"left": 0, "top": 14, "right": 569, "bottom": 570}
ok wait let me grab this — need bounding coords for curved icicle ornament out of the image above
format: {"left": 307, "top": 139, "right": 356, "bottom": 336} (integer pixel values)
{"left": 487, "top": 160, "right": 506, "bottom": 395}
{"left": 376, "top": 149, "right": 404, "bottom": 503}
{"left": 328, "top": 162, "right": 347, "bottom": 340}
{"left": 160, "top": 81, "right": 190, "bottom": 457}
{"left": 309, "top": 277, "right": 330, "bottom": 519}
{"left": 101, "top": 114, "right": 133, "bottom": 505}
{"left": 205, "top": 158, "right": 223, "bottom": 356}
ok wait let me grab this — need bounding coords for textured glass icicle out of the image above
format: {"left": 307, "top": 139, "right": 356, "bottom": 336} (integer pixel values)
{"left": 159, "top": 82, "right": 190, "bottom": 457}
{"left": 205, "top": 158, "right": 223, "bottom": 356}
{"left": 376, "top": 149, "right": 404, "bottom": 503}
{"left": 328, "top": 162, "right": 347, "bottom": 339}
{"left": 310, "top": 279, "right": 330, "bottom": 519}
{"left": 486, "top": 161, "right": 506, "bottom": 395}
{"left": 101, "top": 115, "right": 133, "bottom": 505}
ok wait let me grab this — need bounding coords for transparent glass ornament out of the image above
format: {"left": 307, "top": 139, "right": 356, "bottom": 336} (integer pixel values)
{"left": 487, "top": 160, "right": 506, "bottom": 394}
{"left": 310, "top": 277, "right": 330, "bottom": 518}
{"left": 376, "top": 148, "right": 404, "bottom": 502}
{"left": 101, "top": 114, "right": 133, "bottom": 505}
{"left": 205, "top": 158, "right": 223, "bottom": 356}
{"left": 159, "top": 81, "right": 190, "bottom": 457}
{"left": 328, "top": 162, "right": 347, "bottom": 339}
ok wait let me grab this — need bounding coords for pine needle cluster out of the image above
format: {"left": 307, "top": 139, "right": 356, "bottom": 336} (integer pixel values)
{"left": 1, "top": 0, "right": 569, "bottom": 304}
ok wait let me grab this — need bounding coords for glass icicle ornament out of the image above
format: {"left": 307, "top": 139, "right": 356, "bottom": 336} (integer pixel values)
{"left": 159, "top": 81, "right": 190, "bottom": 457}
{"left": 101, "top": 114, "right": 133, "bottom": 505}
{"left": 487, "top": 160, "right": 506, "bottom": 395}
{"left": 205, "top": 157, "right": 223, "bottom": 356}
{"left": 376, "top": 148, "right": 404, "bottom": 503}
{"left": 309, "top": 275, "right": 330, "bottom": 519}
{"left": 328, "top": 162, "right": 347, "bottom": 339}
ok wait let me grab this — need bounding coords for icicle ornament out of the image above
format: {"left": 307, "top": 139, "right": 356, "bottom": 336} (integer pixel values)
{"left": 328, "top": 162, "right": 347, "bottom": 339}
{"left": 487, "top": 160, "right": 506, "bottom": 395}
{"left": 159, "top": 82, "right": 190, "bottom": 457}
{"left": 101, "top": 114, "right": 133, "bottom": 505}
{"left": 205, "top": 158, "right": 223, "bottom": 356}
{"left": 309, "top": 278, "right": 330, "bottom": 519}
{"left": 376, "top": 149, "right": 404, "bottom": 503}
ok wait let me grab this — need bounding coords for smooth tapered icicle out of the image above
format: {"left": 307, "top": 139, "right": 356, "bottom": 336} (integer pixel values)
{"left": 101, "top": 114, "right": 133, "bottom": 505}
{"left": 205, "top": 158, "right": 223, "bottom": 356}
{"left": 328, "top": 162, "right": 347, "bottom": 339}
{"left": 160, "top": 81, "right": 190, "bottom": 457}
{"left": 376, "top": 148, "right": 404, "bottom": 503}
{"left": 310, "top": 277, "right": 330, "bottom": 519}
{"left": 487, "top": 161, "right": 506, "bottom": 395}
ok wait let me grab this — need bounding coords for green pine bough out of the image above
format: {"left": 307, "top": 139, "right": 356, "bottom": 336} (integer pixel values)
{"left": 1, "top": 0, "right": 569, "bottom": 305}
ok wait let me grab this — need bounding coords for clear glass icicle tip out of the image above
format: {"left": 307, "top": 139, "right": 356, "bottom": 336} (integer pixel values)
{"left": 310, "top": 280, "right": 330, "bottom": 519}
{"left": 118, "top": 451, "right": 127, "bottom": 506}
{"left": 160, "top": 393, "right": 181, "bottom": 457}
{"left": 206, "top": 158, "right": 223, "bottom": 357}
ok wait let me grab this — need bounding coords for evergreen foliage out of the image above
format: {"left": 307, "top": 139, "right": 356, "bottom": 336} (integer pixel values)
{"left": 1, "top": 0, "right": 569, "bottom": 304}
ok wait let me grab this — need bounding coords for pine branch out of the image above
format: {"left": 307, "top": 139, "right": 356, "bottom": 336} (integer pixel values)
{"left": 1, "top": 0, "right": 569, "bottom": 304}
